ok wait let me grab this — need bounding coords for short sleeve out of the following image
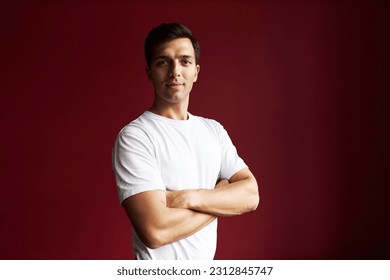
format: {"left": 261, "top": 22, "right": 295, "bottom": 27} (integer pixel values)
{"left": 112, "top": 125, "right": 165, "bottom": 204}
{"left": 218, "top": 124, "right": 248, "bottom": 180}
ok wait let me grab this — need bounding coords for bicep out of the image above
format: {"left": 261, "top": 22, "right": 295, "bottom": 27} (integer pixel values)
{"left": 229, "top": 167, "right": 259, "bottom": 207}
{"left": 121, "top": 190, "right": 167, "bottom": 247}
{"left": 229, "top": 167, "right": 255, "bottom": 183}
{"left": 217, "top": 123, "right": 247, "bottom": 180}
{"left": 121, "top": 190, "right": 215, "bottom": 248}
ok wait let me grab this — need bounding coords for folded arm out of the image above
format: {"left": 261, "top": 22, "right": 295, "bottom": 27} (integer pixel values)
{"left": 166, "top": 168, "right": 259, "bottom": 217}
{"left": 121, "top": 190, "right": 215, "bottom": 249}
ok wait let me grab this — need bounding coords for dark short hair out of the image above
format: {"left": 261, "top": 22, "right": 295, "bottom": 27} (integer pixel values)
{"left": 144, "top": 23, "right": 200, "bottom": 68}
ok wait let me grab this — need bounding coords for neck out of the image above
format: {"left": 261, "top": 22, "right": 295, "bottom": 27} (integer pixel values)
{"left": 149, "top": 100, "right": 189, "bottom": 120}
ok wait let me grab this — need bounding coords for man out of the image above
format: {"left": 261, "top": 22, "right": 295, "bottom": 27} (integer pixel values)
{"left": 112, "top": 23, "right": 259, "bottom": 260}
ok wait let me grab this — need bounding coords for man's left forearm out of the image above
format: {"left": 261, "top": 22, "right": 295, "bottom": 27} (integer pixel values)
{"left": 166, "top": 168, "right": 260, "bottom": 217}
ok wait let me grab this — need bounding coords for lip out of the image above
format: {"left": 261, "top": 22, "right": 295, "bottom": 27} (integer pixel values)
{"left": 166, "top": 83, "right": 184, "bottom": 87}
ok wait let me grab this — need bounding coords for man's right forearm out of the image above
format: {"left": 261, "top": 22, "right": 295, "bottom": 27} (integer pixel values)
{"left": 122, "top": 190, "right": 216, "bottom": 249}
{"left": 148, "top": 207, "right": 215, "bottom": 248}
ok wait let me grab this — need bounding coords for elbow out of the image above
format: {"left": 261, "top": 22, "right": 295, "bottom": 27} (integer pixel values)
{"left": 238, "top": 189, "right": 259, "bottom": 215}
{"left": 248, "top": 180, "right": 260, "bottom": 212}
{"left": 139, "top": 226, "right": 169, "bottom": 249}
{"left": 243, "top": 192, "right": 259, "bottom": 213}
{"left": 144, "top": 238, "right": 164, "bottom": 250}
{"left": 250, "top": 193, "right": 260, "bottom": 211}
{"left": 141, "top": 234, "right": 161, "bottom": 249}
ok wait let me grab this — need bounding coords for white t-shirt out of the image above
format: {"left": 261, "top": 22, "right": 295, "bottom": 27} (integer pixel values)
{"left": 112, "top": 111, "right": 247, "bottom": 259}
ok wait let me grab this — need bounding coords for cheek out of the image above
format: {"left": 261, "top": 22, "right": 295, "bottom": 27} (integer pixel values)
{"left": 185, "top": 69, "right": 198, "bottom": 82}
{"left": 151, "top": 71, "right": 166, "bottom": 85}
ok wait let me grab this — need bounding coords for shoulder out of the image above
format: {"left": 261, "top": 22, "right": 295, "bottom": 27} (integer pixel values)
{"left": 115, "top": 113, "right": 156, "bottom": 147}
{"left": 190, "top": 114, "right": 231, "bottom": 143}
{"left": 190, "top": 113, "right": 224, "bottom": 131}
{"left": 119, "top": 112, "right": 160, "bottom": 136}
{"left": 190, "top": 114, "right": 229, "bottom": 141}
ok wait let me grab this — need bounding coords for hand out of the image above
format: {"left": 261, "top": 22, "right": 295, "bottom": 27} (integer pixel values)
{"left": 215, "top": 179, "right": 230, "bottom": 189}
{"left": 166, "top": 190, "right": 191, "bottom": 209}
{"left": 166, "top": 179, "right": 230, "bottom": 209}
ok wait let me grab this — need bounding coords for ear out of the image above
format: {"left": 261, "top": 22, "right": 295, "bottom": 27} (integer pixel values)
{"left": 145, "top": 65, "right": 151, "bottom": 80}
{"left": 193, "top": 64, "right": 200, "bottom": 82}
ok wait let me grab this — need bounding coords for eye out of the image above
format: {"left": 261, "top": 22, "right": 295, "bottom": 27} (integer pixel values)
{"left": 182, "top": 59, "right": 192, "bottom": 65}
{"left": 156, "top": 60, "right": 168, "bottom": 66}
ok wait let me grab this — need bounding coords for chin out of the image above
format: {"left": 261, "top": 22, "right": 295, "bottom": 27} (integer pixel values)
{"left": 166, "top": 95, "right": 188, "bottom": 104}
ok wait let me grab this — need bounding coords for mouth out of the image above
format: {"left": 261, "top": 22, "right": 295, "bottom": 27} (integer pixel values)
{"left": 166, "top": 83, "right": 184, "bottom": 87}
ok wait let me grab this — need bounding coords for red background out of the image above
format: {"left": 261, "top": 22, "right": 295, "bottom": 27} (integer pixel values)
{"left": 1, "top": 0, "right": 389, "bottom": 259}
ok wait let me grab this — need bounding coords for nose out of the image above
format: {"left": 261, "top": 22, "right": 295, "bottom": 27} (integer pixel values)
{"left": 169, "top": 61, "right": 181, "bottom": 78}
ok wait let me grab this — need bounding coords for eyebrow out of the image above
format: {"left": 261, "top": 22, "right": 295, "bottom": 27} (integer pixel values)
{"left": 153, "top": 55, "right": 194, "bottom": 61}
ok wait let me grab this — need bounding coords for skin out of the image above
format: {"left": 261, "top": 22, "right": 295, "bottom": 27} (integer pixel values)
{"left": 147, "top": 38, "right": 200, "bottom": 120}
{"left": 166, "top": 168, "right": 259, "bottom": 217}
{"left": 122, "top": 38, "right": 259, "bottom": 249}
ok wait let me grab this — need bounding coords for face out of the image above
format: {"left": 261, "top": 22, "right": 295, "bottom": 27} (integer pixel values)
{"left": 146, "top": 38, "right": 200, "bottom": 106}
